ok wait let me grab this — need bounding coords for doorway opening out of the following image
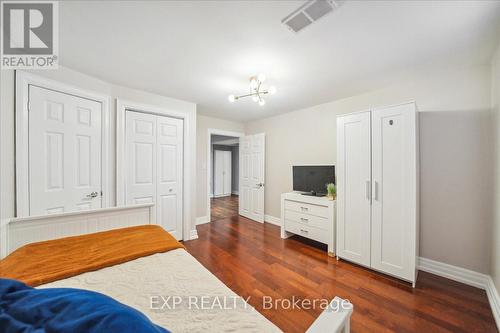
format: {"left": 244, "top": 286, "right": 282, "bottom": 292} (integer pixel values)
{"left": 210, "top": 134, "right": 240, "bottom": 221}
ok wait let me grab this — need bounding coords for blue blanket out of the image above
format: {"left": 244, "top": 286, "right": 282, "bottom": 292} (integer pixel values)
{"left": 0, "top": 278, "right": 170, "bottom": 333}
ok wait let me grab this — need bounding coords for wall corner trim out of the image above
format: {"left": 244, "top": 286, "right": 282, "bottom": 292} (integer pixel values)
{"left": 418, "top": 257, "right": 499, "bottom": 330}
{"left": 264, "top": 215, "right": 281, "bottom": 226}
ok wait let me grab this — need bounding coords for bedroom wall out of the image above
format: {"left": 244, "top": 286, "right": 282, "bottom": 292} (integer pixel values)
{"left": 0, "top": 67, "right": 197, "bottom": 233}
{"left": 246, "top": 64, "right": 493, "bottom": 274}
{"left": 196, "top": 115, "right": 245, "bottom": 219}
{"left": 491, "top": 43, "right": 500, "bottom": 292}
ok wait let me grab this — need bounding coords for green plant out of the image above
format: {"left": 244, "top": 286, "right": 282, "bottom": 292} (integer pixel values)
{"left": 326, "top": 183, "right": 336, "bottom": 197}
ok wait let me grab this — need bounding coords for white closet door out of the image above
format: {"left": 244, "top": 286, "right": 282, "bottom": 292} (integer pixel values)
{"left": 214, "top": 150, "right": 225, "bottom": 197}
{"left": 239, "top": 133, "right": 265, "bottom": 223}
{"left": 371, "top": 103, "right": 416, "bottom": 280}
{"left": 223, "top": 151, "right": 232, "bottom": 195}
{"left": 156, "top": 116, "right": 183, "bottom": 240}
{"left": 336, "top": 112, "right": 371, "bottom": 267}
{"left": 29, "top": 85, "right": 102, "bottom": 215}
{"left": 125, "top": 111, "right": 157, "bottom": 205}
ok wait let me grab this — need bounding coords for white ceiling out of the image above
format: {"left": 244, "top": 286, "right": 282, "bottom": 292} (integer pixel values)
{"left": 60, "top": 1, "right": 500, "bottom": 122}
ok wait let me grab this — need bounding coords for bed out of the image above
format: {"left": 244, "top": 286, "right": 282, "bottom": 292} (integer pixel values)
{"left": 0, "top": 204, "right": 352, "bottom": 333}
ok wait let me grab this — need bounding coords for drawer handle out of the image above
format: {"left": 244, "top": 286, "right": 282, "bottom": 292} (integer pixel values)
{"left": 300, "top": 207, "right": 309, "bottom": 211}
{"left": 300, "top": 229, "right": 309, "bottom": 233}
{"left": 300, "top": 217, "right": 309, "bottom": 222}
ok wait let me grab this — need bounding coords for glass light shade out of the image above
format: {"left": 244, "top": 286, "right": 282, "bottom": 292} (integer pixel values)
{"left": 257, "top": 73, "right": 266, "bottom": 83}
{"left": 259, "top": 99, "right": 266, "bottom": 106}
{"left": 252, "top": 95, "right": 259, "bottom": 102}
{"left": 228, "top": 95, "right": 236, "bottom": 103}
{"left": 250, "top": 78, "right": 258, "bottom": 89}
{"left": 268, "top": 86, "right": 277, "bottom": 95}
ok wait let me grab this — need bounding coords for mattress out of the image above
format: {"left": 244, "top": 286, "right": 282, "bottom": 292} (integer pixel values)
{"left": 40, "top": 248, "right": 281, "bottom": 333}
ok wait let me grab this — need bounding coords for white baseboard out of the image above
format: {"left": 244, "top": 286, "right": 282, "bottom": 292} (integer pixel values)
{"left": 196, "top": 216, "right": 210, "bottom": 225}
{"left": 418, "top": 257, "right": 500, "bottom": 330}
{"left": 417, "top": 257, "right": 488, "bottom": 289}
{"left": 486, "top": 276, "right": 500, "bottom": 330}
{"left": 189, "top": 229, "right": 199, "bottom": 240}
{"left": 264, "top": 214, "right": 281, "bottom": 226}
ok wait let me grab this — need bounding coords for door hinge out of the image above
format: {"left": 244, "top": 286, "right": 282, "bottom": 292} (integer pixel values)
{"left": 27, "top": 101, "right": 31, "bottom": 112}
{"left": 100, "top": 191, "right": 103, "bottom": 196}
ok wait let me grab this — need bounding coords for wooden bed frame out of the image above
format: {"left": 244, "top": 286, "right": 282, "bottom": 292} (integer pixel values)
{"left": 0, "top": 205, "right": 352, "bottom": 332}
{"left": 0, "top": 204, "right": 155, "bottom": 258}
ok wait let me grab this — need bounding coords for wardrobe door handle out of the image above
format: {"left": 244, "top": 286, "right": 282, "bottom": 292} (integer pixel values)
{"left": 374, "top": 181, "right": 379, "bottom": 201}
{"left": 366, "top": 181, "right": 371, "bottom": 201}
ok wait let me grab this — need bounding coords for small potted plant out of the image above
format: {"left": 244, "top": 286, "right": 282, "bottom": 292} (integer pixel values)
{"left": 326, "top": 183, "right": 336, "bottom": 200}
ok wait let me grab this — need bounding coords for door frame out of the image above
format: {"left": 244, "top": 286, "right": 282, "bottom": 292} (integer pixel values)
{"left": 117, "top": 99, "right": 195, "bottom": 241}
{"left": 15, "top": 71, "right": 111, "bottom": 217}
{"left": 206, "top": 128, "right": 244, "bottom": 223}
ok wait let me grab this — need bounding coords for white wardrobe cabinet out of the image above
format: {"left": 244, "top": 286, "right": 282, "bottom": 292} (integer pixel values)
{"left": 336, "top": 102, "right": 419, "bottom": 285}
{"left": 214, "top": 150, "right": 232, "bottom": 197}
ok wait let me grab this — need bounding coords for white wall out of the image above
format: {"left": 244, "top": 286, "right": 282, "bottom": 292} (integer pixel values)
{"left": 0, "top": 67, "right": 197, "bottom": 234}
{"left": 246, "top": 64, "right": 493, "bottom": 274}
{"left": 196, "top": 115, "right": 245, "bottom": 218}
{"left": 491, "top": 43, "right": 500, "bottom": 292}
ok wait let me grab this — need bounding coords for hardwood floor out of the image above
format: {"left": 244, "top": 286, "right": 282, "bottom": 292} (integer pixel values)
{"left": 210, "top": 195, "right": 238, "bottom": 221}
{"left": 184, "top": 216, "right": 498, "bottom": 333}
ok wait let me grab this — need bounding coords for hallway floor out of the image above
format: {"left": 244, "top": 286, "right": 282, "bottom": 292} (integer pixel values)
{"left": 210, "top": 195, "right": 238, "bottom": 221}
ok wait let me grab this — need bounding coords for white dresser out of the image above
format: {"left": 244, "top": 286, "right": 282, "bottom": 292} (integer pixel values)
{"left": 280, "top": 192, "right": 335, "bottom": 256}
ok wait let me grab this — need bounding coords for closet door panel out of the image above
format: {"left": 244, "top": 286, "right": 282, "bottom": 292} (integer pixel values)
{"left": 371, "top": 103, "right": 416, "bottom": 280}
{"left": 125, "top": 111, "right": 156, "bottom": 205}
{"left": 336, "top": 112, "right": 372, "bottom": 267}
{"left": 223, "top": 151, "right": 232, "bottom": 195}
{"left": 156, "top": 116, "right": 183, "bottom": 240}
{"left": 214, "top": 150, "right": 225, "bottom": 197}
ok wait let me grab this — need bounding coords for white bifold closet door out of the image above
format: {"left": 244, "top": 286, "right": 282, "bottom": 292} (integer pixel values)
{"left": 336, "top": 111, "right": 372, "bottom": 267}
{"left": 214, "top": 150, "right": 232, "bottom": 197}
{"left": 370, "top": 104, "right": 417, "bottom": 281}
{"left": 29, "top": 85, "right": 102, "bottom": 215}
{"left": 125, "top": 111, "right": 183, "bottom": 240}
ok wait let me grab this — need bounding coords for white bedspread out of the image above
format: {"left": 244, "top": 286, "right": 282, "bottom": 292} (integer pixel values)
{"left": 40, "top": 249, "right": 281, "bottom": 333}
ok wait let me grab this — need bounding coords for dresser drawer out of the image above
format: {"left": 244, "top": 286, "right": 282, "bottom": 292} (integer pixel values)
{"left": 284, "top": 200, "right": 329, "bottom": 218}
{"left": 284, "top": 220, "right": 329, "bottom": 244}
{"left": 284, "top": 210, "right": 329, "bottom": 230}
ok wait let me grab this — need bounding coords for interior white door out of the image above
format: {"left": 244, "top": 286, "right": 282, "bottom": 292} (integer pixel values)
{"left": 371, "top": 104, "right": 416, "bottom": 280}
{"left": 214, "top": 150, "right": 225, "bottom": 197}
{"left": 239, "top": 133, "right": 265, "bottom": 223}
{"left": 214, "top": 150, "right": 232, "bottom": 197}
{"left": 223, "top": 151, "right": 232, "bottom": 195}
{"left": 125, "top": 111, "right": 157, "bottom": 206}
{"left": 336, "top": 112, "right": 371, "bottom": 267}
{"left": 29, "top": 85, "right": 102, "bottom": 215}
{"left": 125, "top": 111, "right": 184, "bottom": 240}
{"left": 156, "top": 116, "right": 184, "bottom": 240}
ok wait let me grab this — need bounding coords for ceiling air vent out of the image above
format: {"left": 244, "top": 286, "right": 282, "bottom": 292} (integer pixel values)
{"left": 282, "top": 0, "right": 342, "bottom": 33}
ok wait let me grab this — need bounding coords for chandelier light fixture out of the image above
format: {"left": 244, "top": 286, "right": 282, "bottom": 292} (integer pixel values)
{"left": 228, "top": 74, "right": 276, "bottom": 106}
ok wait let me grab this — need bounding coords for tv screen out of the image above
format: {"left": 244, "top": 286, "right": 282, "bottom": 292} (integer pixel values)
{"left": 293, "top": 165, "right": 335, "bottom": 196}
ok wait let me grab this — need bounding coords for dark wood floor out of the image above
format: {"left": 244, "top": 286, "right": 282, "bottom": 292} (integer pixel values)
{"left": 184, "top": 216, "right": 498, "bottom": 333}
{"left": 210, "top": 195, "right": 238, "bottom": 221}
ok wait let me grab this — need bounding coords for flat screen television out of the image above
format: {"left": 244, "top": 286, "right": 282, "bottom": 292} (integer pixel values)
{"left": 292, "top": 165, "right": 335, "bottom": 196}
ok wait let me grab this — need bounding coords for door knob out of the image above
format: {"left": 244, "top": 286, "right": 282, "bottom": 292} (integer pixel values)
{"left": 86, "top": 191, "right": 99, "bottom": 199}
{"left": 256, "top": 183, "right": 264, "bottom": 188}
